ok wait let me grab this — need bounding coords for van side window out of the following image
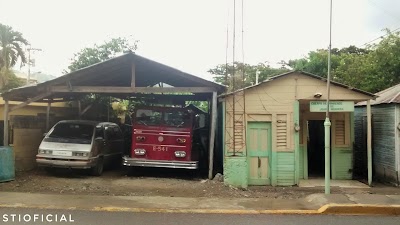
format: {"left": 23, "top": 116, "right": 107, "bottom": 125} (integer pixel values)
{"left": 105, "top": 126, "right": 113, "bottom": 140}
{"left": 95, "top": 126, "right": 104, "bottom": 138}
{"left": 105, "top": 125, "right": 122, "bottom": 140}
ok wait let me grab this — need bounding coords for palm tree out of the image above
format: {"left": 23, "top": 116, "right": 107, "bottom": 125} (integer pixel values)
{"left": 0, "top": 24, "right": 29, "bottom": 68}
{"left": 0, "top": 23, "right": 29, "bottom": 88}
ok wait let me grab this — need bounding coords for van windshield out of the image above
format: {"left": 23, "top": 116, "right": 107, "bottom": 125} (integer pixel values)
{"left": 48, "top": 123, "right": 94, "bottom": 141}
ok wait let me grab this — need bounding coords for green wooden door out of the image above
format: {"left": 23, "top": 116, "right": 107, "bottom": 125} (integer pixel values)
{"left": 247, "top": 122, "right": 272, "bottom": 185}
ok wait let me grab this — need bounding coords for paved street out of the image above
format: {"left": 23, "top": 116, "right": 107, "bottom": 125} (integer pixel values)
{"left": 0, "top": 207, "right": 399, "bottom": 225}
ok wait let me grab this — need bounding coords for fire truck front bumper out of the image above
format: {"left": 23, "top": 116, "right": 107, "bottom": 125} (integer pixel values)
{"left": 122, "top": 156, "right": 199, "bottom": 169}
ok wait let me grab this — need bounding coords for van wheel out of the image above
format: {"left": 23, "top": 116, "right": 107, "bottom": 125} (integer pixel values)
{"left": 91, "top": 158, "right": 104, "bottom": 176}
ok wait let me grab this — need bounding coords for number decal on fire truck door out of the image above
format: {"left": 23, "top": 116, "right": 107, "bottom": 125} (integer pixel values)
{"left": 153, "top": 146, "right": 168, "bottom": 151}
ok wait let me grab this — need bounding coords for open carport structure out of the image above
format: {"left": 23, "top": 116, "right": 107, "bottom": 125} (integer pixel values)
{"left": 1, "top": 52, "right": 225, "bottom": 178}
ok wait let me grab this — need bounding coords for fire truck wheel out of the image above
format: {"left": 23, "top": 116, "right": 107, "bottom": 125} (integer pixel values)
{"left": 91, "top": 157, "right": 104, "bottom": 176}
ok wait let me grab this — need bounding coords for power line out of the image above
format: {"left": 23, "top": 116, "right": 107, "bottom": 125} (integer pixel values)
{"left": 225, "top": 0, "right": 230, "bottom": 86}
{"left": 241, "top": 0, "right": 245, "bottom": 83}
{"left": 359, "top": 26, "right": 400, "bottom": 47}
{"left": 232, "top": 0, "right": 236, "bottom": 90}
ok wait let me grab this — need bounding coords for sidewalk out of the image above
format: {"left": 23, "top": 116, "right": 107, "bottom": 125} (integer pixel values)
{"left": 0, "top": 191, "right": 400, "bottom": 215}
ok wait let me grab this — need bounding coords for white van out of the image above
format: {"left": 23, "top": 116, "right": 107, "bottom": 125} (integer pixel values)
{"left": 36, "top": 120, "right": 124, "bottom": 176}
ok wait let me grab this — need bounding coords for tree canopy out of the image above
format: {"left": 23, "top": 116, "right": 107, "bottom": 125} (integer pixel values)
{"left": 211, "top": 30, "right": 400, "bottom": 94}
{"left": 67, "top": 37, "right": 138, "bottom": 72}
{"left": 208, "top": 62, "right": 289, "bottom": 92}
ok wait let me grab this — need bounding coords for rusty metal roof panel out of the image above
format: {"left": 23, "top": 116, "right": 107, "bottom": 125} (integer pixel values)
{"left": 357, "top": 83, "right": 400, "bottom": 106}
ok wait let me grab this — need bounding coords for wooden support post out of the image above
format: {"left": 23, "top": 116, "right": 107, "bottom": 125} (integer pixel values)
{"left": 208, "top": 92, "right": 217, "bottom": 179}
{"left": 367, "top": 99, "right": 372, "bottom": 186}
{"left": 46, "top": 101, "right": 51, "bottom": 131}
{"left": 78, "top": 100, "right": 82, "bottom": 119}
{"left": 294, "top": 100, "right": 300, "bottom": 185}
{"left": 3, "top": 100, "right": 9, "bottom": 146}
{"left": 131, "top": 62, "right": 136, "bottom": 88}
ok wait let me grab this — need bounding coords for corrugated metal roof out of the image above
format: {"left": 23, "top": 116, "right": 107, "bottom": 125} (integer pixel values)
{"left": 219, "top": 70, "right": 376, "bottom": 98}
{"left": 357, "top": 83, "right": 400, "bottom": 106}
{"left": 2, "top": 53, "right": 225, "bottom": 101}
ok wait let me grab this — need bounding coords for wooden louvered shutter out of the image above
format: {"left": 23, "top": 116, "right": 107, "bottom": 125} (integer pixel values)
{"left": 335, "top": 120, "right": 345, "bottom": 145}
{"left": 276, "top": 115, "right": 288, "bottom": 149}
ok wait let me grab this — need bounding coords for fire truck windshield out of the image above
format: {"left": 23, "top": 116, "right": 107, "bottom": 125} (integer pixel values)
{"left": 135, "top": 108, "right": 191, "bottom": 128}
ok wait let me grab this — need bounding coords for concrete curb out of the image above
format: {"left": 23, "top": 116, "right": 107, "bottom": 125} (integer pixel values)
{"left": 0, "top": 204, "right": 317, "bottom": 215}
{"left": 319, "top": 204, "right": 400, "bottom": 216}
{"left": 1, "top": 203, "right": 400, "bottom": 216}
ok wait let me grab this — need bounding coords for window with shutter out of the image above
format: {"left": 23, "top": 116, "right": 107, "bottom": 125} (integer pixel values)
{"left": 276, "top": 115, "right": 287, "bottom": 149}
{"left": 335, "top": 120, "right": 345, "bottom": 145}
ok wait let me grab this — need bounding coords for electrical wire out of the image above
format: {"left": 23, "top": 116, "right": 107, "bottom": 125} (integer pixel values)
{"left": 241, "top": 0, "right": 245, "bottom": 86}
{"left": 225, "top": 0, "right": 230, "bottom": 87}
{"left": 232, "top": 0, "right": 236, "bottom": 90}
{"left": 359, "top": 26, "right": 400, "bottom": 47}
{"left": 232, "top": 0, "right": 236, "bottom": 155}
{"left": 359, "top": 0, "right": 400, "bottom": 47}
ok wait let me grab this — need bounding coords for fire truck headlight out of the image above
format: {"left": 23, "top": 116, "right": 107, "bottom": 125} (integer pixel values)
{"left": 174, "top": 151, "right": 186, "bottom": 158}
{"left": 134, "top": 149, "right": 146, "bottom": 156}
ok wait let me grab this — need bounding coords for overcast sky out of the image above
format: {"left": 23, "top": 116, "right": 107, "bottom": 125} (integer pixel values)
{"left": 1, "top": 0, "right": 399, "bottom": 81}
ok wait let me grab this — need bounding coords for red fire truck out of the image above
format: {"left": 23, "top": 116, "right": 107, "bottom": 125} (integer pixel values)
{"left": 122, "top": 106, "right": 208, "bottom": 170}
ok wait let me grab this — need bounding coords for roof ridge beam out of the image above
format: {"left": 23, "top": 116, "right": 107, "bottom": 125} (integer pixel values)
{"left": 51, "top": 86, "right": 218, "bottom": 94}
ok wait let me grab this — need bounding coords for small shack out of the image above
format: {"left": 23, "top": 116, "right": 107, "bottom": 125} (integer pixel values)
{"left": 219, "top": 71, "right": 375, "bottom": 188}
{"left": 355, "top": 84, "right": 400, "bottom": 185}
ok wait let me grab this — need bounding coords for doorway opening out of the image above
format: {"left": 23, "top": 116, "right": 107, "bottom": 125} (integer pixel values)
{"left": 307, "top": 120, "right": 327, "bottom": 177}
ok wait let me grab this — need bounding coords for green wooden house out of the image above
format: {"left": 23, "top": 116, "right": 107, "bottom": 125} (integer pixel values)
{"left": 220, "top": 71, "right": 375, "bottom": 188}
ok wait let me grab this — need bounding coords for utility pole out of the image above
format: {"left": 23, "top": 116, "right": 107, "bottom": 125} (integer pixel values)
{"left": 27, "top": 47, "right": 42, "bottom": 85}
{"left": 325, "top": 0, "right": 333, "bottom": 195}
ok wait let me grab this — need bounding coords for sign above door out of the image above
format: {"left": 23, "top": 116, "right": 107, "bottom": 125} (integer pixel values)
{"left": 310, "top": 101, "right": 354, "bottom": 112}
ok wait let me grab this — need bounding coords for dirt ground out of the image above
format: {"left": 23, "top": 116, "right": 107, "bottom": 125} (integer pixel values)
{"left": 0, "top": 168, "right": 399, "bottom": 199}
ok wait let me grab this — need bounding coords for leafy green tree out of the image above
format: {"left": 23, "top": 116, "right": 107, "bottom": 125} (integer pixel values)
{"left": 334, "top": 53, "right": 376, "bottom": 92}
{"left": 0, "top": 23, "right": 29, "bottom": 89}
{"left": 335, "top": 30, "right": 400, "bottom": 93}
{"left": 67, "top": 37, "right": 138, "bottom": 72}
{"left": 368, "top": 30, "right": 400, "bottom": 92}
{"left": 284, "top": 40, "right": 400, "bottom": 93}
{"left": 336, "top": 45, "right": 370, "bottom": 55}
{"left": 209, "top": 62, "right": 289, "bottom": 91}
{"left": 286, "top": 49, "right": 341, "bottom": 78}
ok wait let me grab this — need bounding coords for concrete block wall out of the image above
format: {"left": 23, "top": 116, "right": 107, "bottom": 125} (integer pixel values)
{"left": 9, "top": 115, "right": 65, "bottom": 171}
{"left": 13, "top": 128, "right": 43, "bottom": 171}
{"left": 224, "top": 157, "right": 248, "bottom": 188}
